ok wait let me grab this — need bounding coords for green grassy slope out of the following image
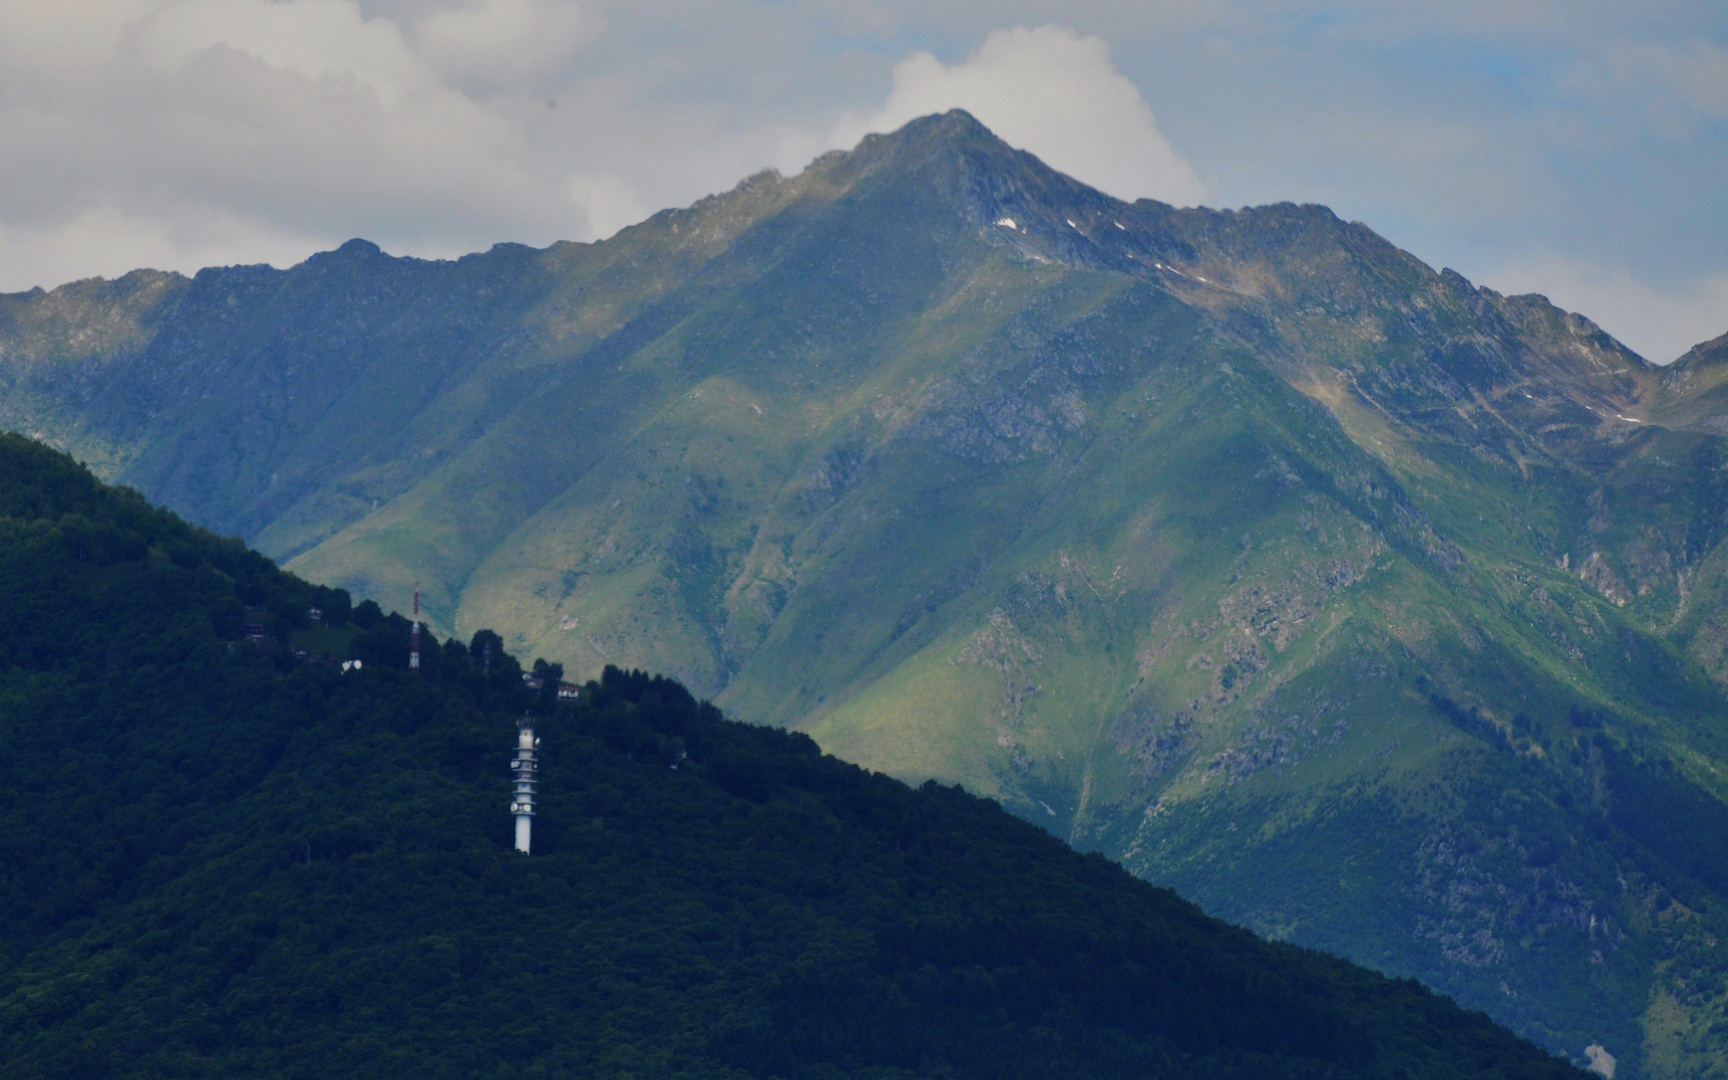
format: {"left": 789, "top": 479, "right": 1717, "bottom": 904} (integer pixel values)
{"left": 0, "top": 432, "right": 1588, "bottom": 1080}
{"left": 2, "top": 111, "right": 1728, "bottom": 1075}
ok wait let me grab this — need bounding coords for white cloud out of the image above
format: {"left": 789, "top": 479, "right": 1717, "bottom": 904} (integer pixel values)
{"left": 0, "top": 0, "right": 611, "bottom": 290}
{"left": 132, "top": 0, "right": 429, "bottom": 107}
{"left": 0, "top": 204, "right": 318, "bottom": 294}
{"left": 416, "top": 0, "right": 600, "bottom": 89}
{"left": 830, "top": 25, "right": 1207, "bottom": 206}
{"left": 1663, "top": 41, "right": 1728, "bottom": 117}
{"left": 1597, "top": 39, "right": 1728, "bottom": 119}
{"left": 567, "top": 173, "right": 646, "bottom": 240}
{"left": 1488, "top": 257, "right": 1728, "bottom": 364}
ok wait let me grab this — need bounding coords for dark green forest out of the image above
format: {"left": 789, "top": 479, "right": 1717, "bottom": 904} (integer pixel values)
{"left": 0, "top": 432, "right": 1584, "bottom": 1078}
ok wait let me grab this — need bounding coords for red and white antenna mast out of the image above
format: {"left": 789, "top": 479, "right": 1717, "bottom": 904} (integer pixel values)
{"left": 409, "top": 584, "right": 421, "bottom": 671}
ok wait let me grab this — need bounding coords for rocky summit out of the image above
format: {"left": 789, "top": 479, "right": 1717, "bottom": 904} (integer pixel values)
{"left": 4, "top": 110, "right": 1728, "bottom": 1077}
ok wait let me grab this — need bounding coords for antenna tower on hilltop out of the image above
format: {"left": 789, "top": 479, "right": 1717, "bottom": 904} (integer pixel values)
{"left": 510, "top": 721, "right": 540, "bottom": 853}
{"left": 409, "top": 585, "right": 421, "bottom": 671}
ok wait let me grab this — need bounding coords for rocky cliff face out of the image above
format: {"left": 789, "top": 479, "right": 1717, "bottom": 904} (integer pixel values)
{"left": 4, "top": 110, "right": 1728, "bottom": 1077}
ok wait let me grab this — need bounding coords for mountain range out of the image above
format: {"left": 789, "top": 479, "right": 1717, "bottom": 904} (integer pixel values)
{"left": 3, "top": 110, "right": 1728, "bottom": 1077}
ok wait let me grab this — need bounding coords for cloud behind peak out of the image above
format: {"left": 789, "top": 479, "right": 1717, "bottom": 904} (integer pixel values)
{"left": 830, "top": 25, "right": 1207, "bottom": 207}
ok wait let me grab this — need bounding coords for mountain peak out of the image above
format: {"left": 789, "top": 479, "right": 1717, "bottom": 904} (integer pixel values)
{"left": 890, "top": 106, "right": 996, "bottom": 144}
{"left": 847, "top": 108, "right": 997, "bottom": 153}
{"left": 812, "top": 109, "right": 1167, "bottom": 278}
{"left": 326, "top": 237, "right": 386, "bottom": 261}
{"left": 823, "top": 107, "right": 1037, "bottom": 187}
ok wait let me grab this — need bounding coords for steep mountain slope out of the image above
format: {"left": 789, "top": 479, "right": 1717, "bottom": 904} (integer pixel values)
{"left": 1651, "top": 332, "right": 1728, "bottom": 434}
{"left": 0, "top": 433, "right": 1585, "bottom": 1080}
{"left": 3, "top": 112, "right": 1728, "bottom": 1076}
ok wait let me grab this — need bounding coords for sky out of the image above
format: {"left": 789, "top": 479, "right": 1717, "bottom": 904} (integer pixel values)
{"left": 0, "top": 2, "right": 1724, "bottom": 362}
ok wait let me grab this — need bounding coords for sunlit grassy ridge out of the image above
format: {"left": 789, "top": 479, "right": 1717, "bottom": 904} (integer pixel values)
{"left": 4, "top": 111, "right": 1728, "bottom": 1075}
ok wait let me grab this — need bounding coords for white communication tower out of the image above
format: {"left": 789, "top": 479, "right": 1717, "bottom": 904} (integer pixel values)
{"left": 510, "top": 722, "right": 540, "bottom": 853}
{"left": 409, "top": 585, "right": 421, "bottom": 671}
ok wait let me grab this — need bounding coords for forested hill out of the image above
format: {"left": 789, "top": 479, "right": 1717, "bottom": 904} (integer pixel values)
{"left": 0, "top": 432, "right": 1583, "bottom": 1078}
